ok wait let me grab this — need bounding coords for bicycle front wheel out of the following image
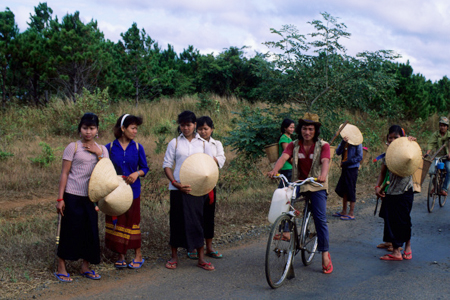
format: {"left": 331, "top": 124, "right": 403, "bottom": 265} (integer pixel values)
{"left": 428, "top": 174, "right": 436, "bottom": 213}
{"left": 301, "top": 211, "right": 318, "bottom": 266}
{"left": 265, "top": 214, "right": 296, "bottom": 289}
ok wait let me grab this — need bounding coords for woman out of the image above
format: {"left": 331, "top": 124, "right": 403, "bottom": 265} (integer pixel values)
{"left": 105, "top": 114, "right": 149, "bottom": 269}
{"left": 195, "top": 116, "right": 226, "bottom": 259}
{"left": 162, "top": 111, "right": 215, "bottom": 271}
{"left": 268, "top": 113, "right": 333, "bottom": 274}
{"left": 55, "top": 113, "right": 108, "bottom": 282}
{"left": 278, "top": 119, "right": 295, "bottom": 187}
{"left": 375, "top": 125, "right": 415, "bottom": 261}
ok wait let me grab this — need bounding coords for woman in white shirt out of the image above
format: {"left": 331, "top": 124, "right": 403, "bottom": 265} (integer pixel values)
{"left": 197, "top": 116, "right": 226, "bottom": 258}
{"left": 163, "top": 111, "right": 215, "bottom": 271}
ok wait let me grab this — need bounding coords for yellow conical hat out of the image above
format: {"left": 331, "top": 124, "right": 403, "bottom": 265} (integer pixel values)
{"left": 179, "top": 153, "right": 219, "bottom": 196}
{"left": 97, "top": 176, "right": 133, "bottom": 216}
{"left": 88, "top": 158, "right": 120, "bottom": 202}
{"left": 386, "top": 137, "right": 422, "bottom": 177}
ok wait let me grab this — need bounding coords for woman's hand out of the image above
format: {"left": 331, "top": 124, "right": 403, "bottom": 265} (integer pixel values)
{"left": 267, "top": 170, "right": 278, "bottom": 178}
{"left": 56, "top": 200, "right": 65, "bottom": 216}
{"left": 173, "top": 182, "right": 192, "bottom": 194}
{"left": 375, "top": 186, "right": 385, "bottom": 198}
{"left": 125, "top": 172, "right": 139, "bottom": 184}
{"left": 83, "top": 143, "right": 102, "bottom": 156}
{"left": 407, "top": 136, "right": 416, "bottom": 142}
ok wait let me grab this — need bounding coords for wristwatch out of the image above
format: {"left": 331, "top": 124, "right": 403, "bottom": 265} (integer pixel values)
{"left": 98, "top": 153, "right": 104, "bottom": 160}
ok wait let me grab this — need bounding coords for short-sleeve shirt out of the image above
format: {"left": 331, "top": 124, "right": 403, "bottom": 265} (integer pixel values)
{"left": 283, "top": 140, "right": 330, "bottom": 180}
{"left": 279, "top": 134, "right": 293, "bottom": 170}
{"left": 62, "top": 141, "right": 109, "bottom": 197}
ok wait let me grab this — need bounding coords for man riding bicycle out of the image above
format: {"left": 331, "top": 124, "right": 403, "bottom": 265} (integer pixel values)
{"left": 425, "top": 116, "right": 450, "bottom": 196}
{"left": 268, "top": 112, "right": 332, "bottom": 274}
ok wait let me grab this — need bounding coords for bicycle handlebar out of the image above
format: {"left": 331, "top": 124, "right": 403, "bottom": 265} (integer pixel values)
{"left": 274, "top": 174, "right": 323, "bottom": 187}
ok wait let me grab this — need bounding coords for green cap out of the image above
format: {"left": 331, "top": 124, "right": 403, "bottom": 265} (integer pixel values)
{"left": 439, "top": 116, "right": 449, "bottom": 126}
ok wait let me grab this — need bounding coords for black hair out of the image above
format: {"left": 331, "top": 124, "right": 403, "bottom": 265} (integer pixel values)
{"left": 177, "top": 110, "right": 196, "bottom": 124}
{"left": 388, "top": 125, "right": 405, "bottom": 137}
{"left": 280, "top": 118, "right": 295, "bottom": 135}
{"left": 113, "top": 114, "right": 143, "bottom": 139}
{"left": 295, "top": 122, "right": 321, "bottom": 142}
{"left": 78, "top": 112, "right": 99, "bottom": 133}
{"left": 197, "top": 116, "right": 214, "bottom": 129}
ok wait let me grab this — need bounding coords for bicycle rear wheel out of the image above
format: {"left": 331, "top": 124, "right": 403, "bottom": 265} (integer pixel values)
{"left": 265, "top": 214, "right": 296, "bottom": 289}
{"left": 428, "top": 174, "right": 436, "bottom": 213}
{"left": 301, "top": 211, "right": 318, "bottom": 266}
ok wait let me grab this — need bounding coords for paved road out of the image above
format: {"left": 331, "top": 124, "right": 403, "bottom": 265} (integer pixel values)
{"left": 41, "top": 193, "right": 450, "bottom": 300}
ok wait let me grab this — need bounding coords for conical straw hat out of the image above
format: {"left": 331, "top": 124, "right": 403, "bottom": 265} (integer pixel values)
{"left": 98, "top": 176, "right": 133, "bottom": 216}
{"left": 386, "top": 137, "right": 422, "bottom": 177}
{"left": 89, "top": 158, "right": 120, "bottom": 202}
{"left": 339, "top": 123, "right": 363, "bottom": 145}
{"left": 179, "top": 153, "right": 219, "bottom": 196}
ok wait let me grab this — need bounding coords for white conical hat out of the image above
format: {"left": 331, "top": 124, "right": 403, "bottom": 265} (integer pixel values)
{"left": 386, "top": 137, "right": 422, "bottom": 177}
{"left": 88, "top": 158, "right": 120, "bottom": 202}
{"left": 97, "top": 176, "right": 133, "bottom": 216}
{"left": 179, "top": 153, "right": 219, "bottom": 196}
{"left": 339, "top": 123, "right": 363, "bottom": 145}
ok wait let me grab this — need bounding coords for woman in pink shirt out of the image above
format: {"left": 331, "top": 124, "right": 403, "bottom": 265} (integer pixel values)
{"left": 54, "top": 113, "right": 109, "bottom": 283}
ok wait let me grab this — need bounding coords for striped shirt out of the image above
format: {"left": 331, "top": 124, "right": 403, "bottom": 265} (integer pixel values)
{"left": 63, "top": 141, "right": 109, "bottom": 196}
{"left": 163, "top": 133, "right": 213, "bottom": 190}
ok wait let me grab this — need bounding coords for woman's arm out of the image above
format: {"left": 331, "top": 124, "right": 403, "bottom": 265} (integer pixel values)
{"left": 56, "top": 160, "right": 72, "bottom": 216}
{"left": 214, "top": 141, "right": 226, "bottom": 169}
{"left": 268, "top": 153, "right": 291, "bottom": 177}
{"left": 164, "top": 167, "right": 192, "bottom": 194}
{"left": 375, "top": 164, "right": 388, "bottom": 198}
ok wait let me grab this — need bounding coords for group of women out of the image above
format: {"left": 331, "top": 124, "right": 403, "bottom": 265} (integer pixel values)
{"left": 54, "top": 110, "right": 224, "bottom": 282}
{"left": 53, "top": 110, "right": 415, "bottom": 283}
{"left": 268, "top": 117, "right": 415, "bottom": 274}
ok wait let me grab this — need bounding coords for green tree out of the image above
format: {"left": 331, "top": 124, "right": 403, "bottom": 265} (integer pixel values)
{"left": 0, "top": 7, "right": 19, "bottom": 106}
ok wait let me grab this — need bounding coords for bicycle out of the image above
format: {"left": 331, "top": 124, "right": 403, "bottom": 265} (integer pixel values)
{"left": 427, "top": 156, "right": 448, "bottom": 213}
{"left": 265, "top": 175, "right": 322, "bottom": 289}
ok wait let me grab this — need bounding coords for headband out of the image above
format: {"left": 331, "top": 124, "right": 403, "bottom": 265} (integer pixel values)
{"left": 120, "top": 114, "right": 130, "bottom": 128}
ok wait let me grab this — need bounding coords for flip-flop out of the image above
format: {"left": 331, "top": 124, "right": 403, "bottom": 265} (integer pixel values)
{"left": 340, "top": 215, "right": 355, "bottom": 220}
{"left": 54, "top": 272, "right": 72, "bottom": 283}
{"left": 197, "top": 262, "right": 215, "bottom": 271}
{"left": 322, "top": 253, "right": 333, "bottom": 274}
{"left": 403, "top": 251, "right": 412, "bottom": 260}
{"left": 206, "top": 251, "right": 223, "bottom": 259}
{"left": 332, "top": 212, "right": 343, "bottom": 217}
{"left": 380, "top": 254, "right": 403, "bottom": 261}
{"left": 128, "top": 259, "right": 145, "bottom": 269}
{"left": 187, "top": 252, "right": 198, "bottom": 259}
{"left": 114, "top": 260, "right": 127, "bottom": 269}
{"left": 165, "top": 261, "right": 177, "bottom": 269}
{"left": 80, "top": 270, "right": 101, "bottom": 280}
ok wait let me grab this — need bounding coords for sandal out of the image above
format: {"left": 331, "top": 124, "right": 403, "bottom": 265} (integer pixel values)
{"left": 380, "top": 254, "right": 403, "bottom": 261}
{"left": 403, "top": 251, "right": 412, "bottom": 260}
{"left": 165, "top": 261, "right": 177, "bottom": 269}
{"left": 197, "top": 262, "right": 215, "bottom": 271}
{"left": 54, "top": 272, "right": 72, "bottom": 283}
{"left": 322, "top": 253, "right": 333, "bottom": 274}
{"left": 80, "top": 270, "right": 101, "bottom": 280}
{"left": 114, "top": 260, "right": 127, "bottom": 269}
{"left": 187, "top": 252, "right": 198, "bottom": 259}
{"left": 128, "top": 259, "right": 145, "bottom": 269}
{"left": 206, "top": 251, "right": 223, "bottom": 259}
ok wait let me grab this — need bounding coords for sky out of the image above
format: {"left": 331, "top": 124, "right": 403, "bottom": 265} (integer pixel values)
{"left": 6, "top": 0, "right": 450, "bottom": 82}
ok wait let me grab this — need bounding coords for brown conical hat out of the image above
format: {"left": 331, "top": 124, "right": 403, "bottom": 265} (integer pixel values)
{"left": 179, "top": 153, "right": 219, "bottom": 196}
{"left": 386, "top": 137, "right": 422, "bottom": 177}
{"left": 88, "top": 158, "right": 120, "bottom": 202}
{"left": 98, "top": 176, "right": 133, "bottom": 216}
{"left": 339, "top": 123, "right": 363, "bottom": 145}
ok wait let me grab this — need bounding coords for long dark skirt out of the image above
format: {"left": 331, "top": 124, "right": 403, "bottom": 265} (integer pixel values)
{"left": 170, "top": 190, "right": 207, "bottom": 252}
{"left": 335, "top": 167, "right": 359, "bottom": 202}
{"left": 204, "top": 188, "right": 216, "bottom": 239}
{"left": 384, "top": 190, "right": 414, "bottom": 248}
{"left": 57, "top": 192, "right": 100, "bottom": 264}
{"left": 105, "top": 196, "right": 141, "bottom": 254}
